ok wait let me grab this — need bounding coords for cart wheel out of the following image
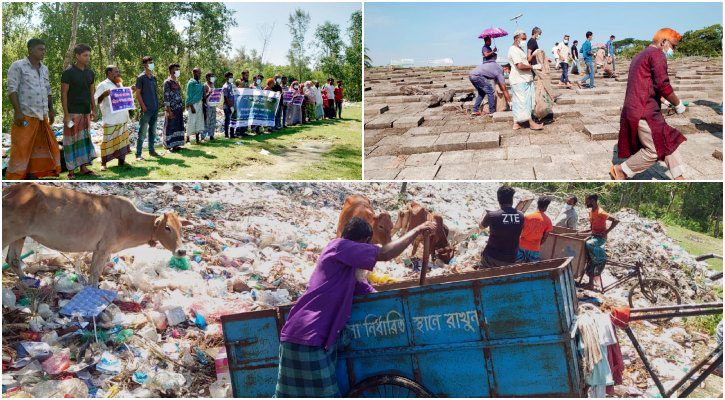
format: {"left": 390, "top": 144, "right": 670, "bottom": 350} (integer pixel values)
{"left": 347, "top": 374, "right": 433, "bottom": 398}
{"left": 628, "top": 278, "right": 682, "bottom": 309}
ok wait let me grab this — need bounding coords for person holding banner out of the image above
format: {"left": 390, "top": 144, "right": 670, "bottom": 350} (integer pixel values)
{"left": 235, "top": 79, "right": 249, "bottom": 137}
{"left": 222, "top": 72, "right": 235, "bottom": 138}
{"left": 163, "top": 63, "right": 185, "bottom": 151}
{"left": 5, "top": 38, "right": 62, "bottom": 180}
{"left": 287, "top": 81, "right": 303, "bottom": 126}
{"left": 203, "top": 72, "right": 218, "bottom": 141}
{"left": 61, "top": 43, "right": 98, "bottom": 178}
{"left": 94, "top": 65, "right": 132, "bottom": 171}
{"left": 186, "top": 68, "right": 205, "bottom": 144}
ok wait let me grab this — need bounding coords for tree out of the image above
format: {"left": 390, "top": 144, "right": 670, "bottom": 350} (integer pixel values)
{"left": 678, "top": 24, "right": 722, "bottom": 57}
{"left": 315, "top": 21, "right": 344, "bottom": 81}
{"left": 257, "top": 21, "right": 275, "bottom": 68}
{"left": 286, "top": 8, "right": 311, "bottom": 82}
{"left": 62, "top": 3, "right": 80, "bottom": 69}
{"left": 344, "top": 10, "right": 363, "bottom": 102}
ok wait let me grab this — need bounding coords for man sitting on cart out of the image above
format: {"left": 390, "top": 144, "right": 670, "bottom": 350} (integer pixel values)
{"left": 274, "top": 217, "right": 437, "bottom": 398}
{"left": 477, "top": 185, "right": 525, "bottom": 269}
{"left": 581, "top": 194, "right": 619, "bottom": 289}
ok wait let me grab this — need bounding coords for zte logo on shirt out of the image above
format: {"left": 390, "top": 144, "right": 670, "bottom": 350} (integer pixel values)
{"left": 502, "top": 214, "right": 521, "bottom": 224}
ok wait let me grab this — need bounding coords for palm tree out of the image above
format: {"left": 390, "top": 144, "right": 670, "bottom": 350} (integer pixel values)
{"left": 364, "top": 46, "right": 372, "bottom": 68}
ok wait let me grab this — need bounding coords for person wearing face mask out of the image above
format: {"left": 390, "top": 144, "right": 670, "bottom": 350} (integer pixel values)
{"left": 324, "top": 78, "right": 337, "bottom": 119}
{"left": 221, "top": 71, "right": 235, "bottom": 139}
{"left": 185, "top": 67, "right": 205, "bottom": 144}
{"left": 279, "top": 76, "right": 289, "bottom": 128}
{"left": 507, "top": 29, "right": 543, "bottom": 131}
{"left": 162, "top": 63, "right": 185, "bottom": 151}
{"left": 554, "top": 196, "right": 578, "bottom": 230}
{"left": 272, "top": 74, "right": 284, "bottom": 131}
{"left": 557, "top": 36, "right": 572, "bottom": 88}
{"left": 94, "top": 65, "right": 132, "bottom": 171}
{"left": 134, "top": 56, "right": 161, "bottom": 160}
{"left": 313, "top": 81, "right": 324, "bottom": 121}
{"left": 527, "top": 27, "right": 541, "bottom": 66}
{"left": 611, "top": 28, "right": 687, "bottom": 180}
{"left": 287, "top": 80, "right": 303, "bottom": 126}
{"left": 606, "top": 35, "right": 616, "bottom": 74}
{"left": 571, "top": 40, "right": 580, "bottom": 75}
{"left": 468, "top": 59, "right": 511, "bottom": 116}
{"left": 202, "top": 72, "right": 217, "bottom": 141}
{"left": 576, "top": 31, "right": 596, "bottom": 89}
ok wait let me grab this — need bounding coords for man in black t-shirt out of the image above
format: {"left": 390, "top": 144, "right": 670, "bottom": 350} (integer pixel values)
{"left": 60, "top": 43, "right": 97, "bottom": 178}
{"left": 527, "top": 27, "right": 542, "bottom": 66}
{"left": 477, "top": 185, "right": 525, "bottom": 268}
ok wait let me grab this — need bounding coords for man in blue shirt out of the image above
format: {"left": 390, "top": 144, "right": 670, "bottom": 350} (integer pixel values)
{"left": 606, "top": 35, "right": 616, "bottom": 74}
{"left": 469, "top": 61, "right": 511, "bottom": 115}
{"left": 134, "top": 56, "right": 161, "bottom": 160}
{"left": 576, "top": 31, "right": 596, "bottom": 89}
{"left": 221, "top": 71, "right": 236, "bottom": 138}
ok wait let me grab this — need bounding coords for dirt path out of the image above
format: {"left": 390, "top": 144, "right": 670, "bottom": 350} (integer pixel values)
{"left": 215, "top": 141, "right": 332, "bottom": 180}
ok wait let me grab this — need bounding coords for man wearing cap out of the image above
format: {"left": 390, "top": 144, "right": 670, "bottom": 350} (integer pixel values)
{"left": 610, "top": 28, "right": 687, "bottom": 180}
{"left": 507, "top": 29, "right": 543, "bottom": 130}
{"left": 469, "top": 61, "right": 511, "bottom": 116}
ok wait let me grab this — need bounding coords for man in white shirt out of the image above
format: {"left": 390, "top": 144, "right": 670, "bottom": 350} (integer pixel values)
{"left": 551, "top": 42, "right": 560, "bottom": 69}
{"left": 554, "top": 196, "right": 578, "bottom": 229}
{"left": 324, "top": 78, "right": 337, "bottom": 118}
{"left": 94, "top": 65, "right": 132, "bottom": 170}
{"left": 507, "top": 29, "right": 543, "bottom": 131}
{"left": 557, "top": 36, "right": 573, "bottom": 88}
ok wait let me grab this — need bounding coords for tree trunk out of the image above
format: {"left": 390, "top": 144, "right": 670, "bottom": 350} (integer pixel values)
{"left": 635, "top": 183, "right": 643, "bottom": 213}
{"left": 62, "top": 3, "right": 81, "bottom": 70}
{"left": 666, "top": 188, "right": 676, "bottom": 214}
{"left": 400, "top": 182, "right": 407, "bottom": 195}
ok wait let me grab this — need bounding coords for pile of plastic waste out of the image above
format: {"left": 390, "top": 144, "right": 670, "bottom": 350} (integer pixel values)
{"left": 2, "top": 181, "right": 721, "bottom": 397}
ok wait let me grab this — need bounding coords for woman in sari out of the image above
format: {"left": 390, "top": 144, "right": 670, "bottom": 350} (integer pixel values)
{"left": 163, "top": 63, "right": 185, "bottom": 151}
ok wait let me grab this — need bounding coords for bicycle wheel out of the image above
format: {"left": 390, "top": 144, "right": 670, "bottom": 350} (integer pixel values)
{"left": 347, "top": 375, "right": 434, "bottom": 398}
{"left": 628, "top": 278, "right": 682, "bottom": 308}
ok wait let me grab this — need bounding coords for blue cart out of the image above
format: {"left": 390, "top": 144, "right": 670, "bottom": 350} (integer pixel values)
{"left": 221, "top": 257, "right": 581, "bottom": 397}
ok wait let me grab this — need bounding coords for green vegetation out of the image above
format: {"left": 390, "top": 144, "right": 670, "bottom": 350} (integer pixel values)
{"left": 614, "top": 24, "right": 722, "bottom": 59}
{"left": 36, "top": 105, "right": 361, "bottom": 180}
{"left": 513, "top": 182, "right": 723, "bottom": 238}
{"left": 664, "top": 223, "right": 723, "bottom": 272}
{"left": 1, "top": 3, "right": 362, "bottom": 132}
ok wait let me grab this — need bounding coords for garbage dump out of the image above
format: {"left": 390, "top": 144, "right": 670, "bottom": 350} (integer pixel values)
{"left": 2, "top": 182, "right": 721, "bottom": 397}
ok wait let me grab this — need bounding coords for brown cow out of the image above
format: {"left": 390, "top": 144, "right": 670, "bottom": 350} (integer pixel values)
{"left": 391, "top": 202, "right": 454, "bottom": 263}
{"left": 2, "top": 183, "right": 188, "bottom": 286}
{"left": 336, "top": 195, "right": 393, "bottom": 245}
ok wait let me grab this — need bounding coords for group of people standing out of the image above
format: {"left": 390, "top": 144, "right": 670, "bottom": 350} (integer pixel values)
{"left": 477, "top": 185, "right": 619, "bottom": 290}
{"left": 468, "top": 26, "right": 690, "bottom": 180}
{"left": 220, "top": 73, "right": 344, "bottom": 139}
{"left": 5, "top": 39, "right": 346, "bottom": 180}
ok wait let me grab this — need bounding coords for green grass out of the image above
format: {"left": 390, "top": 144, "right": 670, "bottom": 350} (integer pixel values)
{"left": 24, "top": 105, "right": 361, "bottom": 180}
{"left": 664, "top": 223, "right": 723, "bottom": 272}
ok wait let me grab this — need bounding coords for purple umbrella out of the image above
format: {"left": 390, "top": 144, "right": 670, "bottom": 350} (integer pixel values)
{"left": 478, "top": 27, "right": 509, "bottom": 39}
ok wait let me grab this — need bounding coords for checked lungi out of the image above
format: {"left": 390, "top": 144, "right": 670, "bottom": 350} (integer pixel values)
{"left": 274, "top": 341, "right": 341, "bottom": 397}
{"left": 585, "top": 236, "right": 608, "bottom": 278}
{"left": 63, "top": 114, "right": 97, "bottom": 171}
{"left": 100, "top": 123, "right": 131, "bottom": 164}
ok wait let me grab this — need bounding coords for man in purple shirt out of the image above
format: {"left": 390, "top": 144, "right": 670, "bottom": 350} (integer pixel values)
{"left": 275, "top": 217, "right": 436, "bottom": 397}
{"left": 469, "top": 61, "right": 512, "bottom": 116}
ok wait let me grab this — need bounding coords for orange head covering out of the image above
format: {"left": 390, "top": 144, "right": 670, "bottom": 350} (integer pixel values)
{"left": 652, "top": 28, "right": 682, "bottom": 45}
{"left": 266, "top": 78, "right": 275, "bottom": 88}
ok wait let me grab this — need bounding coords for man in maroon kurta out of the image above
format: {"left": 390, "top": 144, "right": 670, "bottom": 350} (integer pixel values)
{"left": 611, "top": 28, "right": 687, "bottom": 180}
